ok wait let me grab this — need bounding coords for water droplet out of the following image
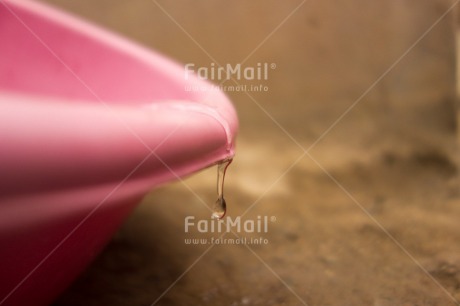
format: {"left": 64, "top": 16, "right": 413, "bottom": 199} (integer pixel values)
{"left": 211, "top": 159, "right": 232, "bottom": 220}
{"left": 212, "top": 196, "right": 226, "bottom": 220}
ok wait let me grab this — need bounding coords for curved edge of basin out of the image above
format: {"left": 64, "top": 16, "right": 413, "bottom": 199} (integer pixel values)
{"left": 0, "top": 0, "right": 238, "bottom": 305}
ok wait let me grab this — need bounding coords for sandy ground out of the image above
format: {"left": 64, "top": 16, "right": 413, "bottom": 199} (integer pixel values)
{"left": 54, "top": 140, "right": 460, "bottom": 306}
{"left": 32, "top": 0, "right": 460, "bottom": 305}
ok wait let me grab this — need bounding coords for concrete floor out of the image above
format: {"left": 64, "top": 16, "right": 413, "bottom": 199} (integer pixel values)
{"left": 35, "top": 0, "right": 460, "bottom": 305}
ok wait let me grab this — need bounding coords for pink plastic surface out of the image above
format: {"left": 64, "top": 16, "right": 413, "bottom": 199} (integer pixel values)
{"left": 0, "top": 0, "right": 238, "bottom": 305}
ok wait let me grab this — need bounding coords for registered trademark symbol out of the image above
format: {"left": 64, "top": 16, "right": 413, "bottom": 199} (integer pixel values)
{"left": 270, "top": 63, "right": 276, "bottom": 69}
{"left": 270, "top": 216, "right": 276, "bottom": 222}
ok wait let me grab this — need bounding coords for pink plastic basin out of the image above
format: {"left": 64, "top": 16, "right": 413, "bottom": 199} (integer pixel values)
{"left": 0, "top": 0, "right": 238, "bottom": 305}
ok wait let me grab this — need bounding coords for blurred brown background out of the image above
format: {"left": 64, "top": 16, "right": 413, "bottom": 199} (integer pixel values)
{"left": 36, "top": 0, "right": 460, "bottom": 305}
